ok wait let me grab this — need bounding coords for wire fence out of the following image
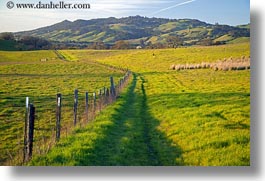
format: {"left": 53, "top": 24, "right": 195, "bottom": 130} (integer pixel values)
{"left": 1, "top": 70, "right": 131, "bottom": 165}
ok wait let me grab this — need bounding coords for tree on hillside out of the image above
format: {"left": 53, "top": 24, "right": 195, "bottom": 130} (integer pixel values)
{"left": 88, "top": 41, "right": 107, "bottom": 50}
{"left": 145, "top": 41, "right": 152, "bottom": 49}
{"left": 166, "top": 36, "right": 183, "bottom": 48}
{"left": 112, "top": 40, "right": 130, "bottom": 49}
{"left": 198, "top": 38, "right": 213, "bottom": 46}
{"left": 140, "top": 39, "right": 145, "bottom": 48}
{"left": 144, "top": 41, "right": 167, "bottom": 49}
{"left": 19, "top": 36, "right": 51, "bottom": 50}
{"left": 0, "top": 32, "right": 15, "bottom": 41}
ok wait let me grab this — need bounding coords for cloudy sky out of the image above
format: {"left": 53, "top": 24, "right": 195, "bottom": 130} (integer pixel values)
{"left": 0, "top": 0, "right": 250, "bottom": 32}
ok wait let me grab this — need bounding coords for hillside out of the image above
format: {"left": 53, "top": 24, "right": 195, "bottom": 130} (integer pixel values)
{"left": 15, "top": 16, "right": 250, "bottom": 46}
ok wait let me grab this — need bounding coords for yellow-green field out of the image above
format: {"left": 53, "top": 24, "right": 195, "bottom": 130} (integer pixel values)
{"left": 96, "top": 43, "right": 250, "bottom": 165}
{"left": 0, "top": 50, "right": 125, "bottom": 165}
{"left": 0, "top": 43, "right": 250, "bottom": 166}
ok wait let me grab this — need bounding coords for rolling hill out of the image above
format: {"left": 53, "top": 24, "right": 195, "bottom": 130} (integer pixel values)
{"left": 15, "top": 16, "right": 250, "bottom": 46}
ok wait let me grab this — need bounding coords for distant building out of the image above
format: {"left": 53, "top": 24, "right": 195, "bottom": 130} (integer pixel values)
{"left": 136, "top": 46, "right": 142, "bottom": 49}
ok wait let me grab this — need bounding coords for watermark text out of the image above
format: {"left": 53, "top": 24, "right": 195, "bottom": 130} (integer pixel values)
{"left": 6, "top": 1, "right": 91, "bottom": 10}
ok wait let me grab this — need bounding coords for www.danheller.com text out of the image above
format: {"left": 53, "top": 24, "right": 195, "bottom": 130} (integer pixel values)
{"left": 7, "top": 1, "right": 91, "bottom": 9}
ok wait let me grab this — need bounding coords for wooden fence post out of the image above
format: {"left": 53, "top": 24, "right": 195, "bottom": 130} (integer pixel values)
{"left": 103, "top": 87, "right": 106, "bottom": 105}
{"left": 73, "top": 89, "right": 78, "bottom": 126}
{"left": 85, "top": 92, "right": 89, "bottom": 122}
{"left": 99, "top": 89, "right": 102, "bottom": 111}
{"left": 56, "top": 93, "right": 62, "bottom": 141}
{"left": 103, "top": 87, "right": 106, "bottom": 96}
{"left": 23, "top": 97, "right": 29, "bottom": 163}
{"left": 105, "top": 88, "right": 109, "bottom": 104}
{"left": 119, "top": 78, "right": 123, "bottom": 93}
{"left": 25, "top": 103, "right": 35, "bottom": 162}
{"left": 110, "top": 76, "right": 116, "bottom": 98}
{"left": 93, "top": 92, "right": 96, "bottom": 117}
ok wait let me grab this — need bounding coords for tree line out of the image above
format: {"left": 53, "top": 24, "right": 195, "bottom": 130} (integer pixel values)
{"left": 0, "top": 32, "right": 51, "bottom": 50}
{"left": 0, "top": 32, "right": 229, "bottom": 51}
{"left": 87, "top": 35, "right": 223, "bottom": 50}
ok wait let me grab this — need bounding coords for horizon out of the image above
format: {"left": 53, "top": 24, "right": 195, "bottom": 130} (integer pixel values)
{"left": 0, "top": 0, "right": 250, "bottom": 33}
{"left": 1, "top": 15, "right": 250, "bottom": 34}
{"left": 47, "top": 15, "right": 251, "bottom": 24}
{"left": 18, "top": 15, "right": 251, "bottom": 33}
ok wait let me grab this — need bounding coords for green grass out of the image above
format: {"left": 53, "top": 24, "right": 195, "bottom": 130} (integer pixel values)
{"left": 227, "top": 37, "right": 250, "bottom": 44}
{"left": 28, "top": 43, "right": 250, "bottom": 166}
{"left": 182, "top": 27, "right": 209, "bottom": 38}
{"left": 143, "top": 70, "right": 250, "bottom": 165}
{"left": 98, "top": 43, "right": 250, "bottom": 72}
{"left": 96, "top": 43, "right": 250, "bottom": 165}
{"left": 156, "top": 22, "right": 180, "bottom": 32}
{"left": 0, "top": 50, "right": 125, "bottom": 165}
{"left": 56, "top": 50, "right": 78, "bottom": 61}
{"left": 237, "top": 24, "right": 250, "bottom": 29}
{"left": 156, "top": 22, "right": 189, "bottom": 33}
{"left": 1, "top": 43, "right": 250, "bottom": 166}
{"left": 214, "top": 34, "right": 234, "bottom": 42}
{"left": 30, "top": 73, "right": 182, "bottom": 166}
{"left": 0, "top": 50, "right": 59, "bottom": 63}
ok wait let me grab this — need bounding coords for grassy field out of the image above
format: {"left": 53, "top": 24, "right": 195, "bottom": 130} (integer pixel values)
{"left": 98, "top": 43, "right": 250, "bottom": 72}
{"left": 0, "top": 50, "right": 125, "bottom": 165}
{"left": 97, "top": 43, "right": 250, "bottom": 165}
{"left": 27, "top": 43, "right": 250, "bottom": 166}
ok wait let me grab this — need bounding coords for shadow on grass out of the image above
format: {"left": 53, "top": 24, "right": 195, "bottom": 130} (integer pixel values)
{"left": 149, "top": 92, "right": 250, "bottom": 110}
{"left": 72, "top": 73, "right": 183, "bottom": 166}
{"left": 148, "top": 91, "right": 250, "bottom": 131}
{"left": 34, "top": 73, "right": 183, "bottom": 166}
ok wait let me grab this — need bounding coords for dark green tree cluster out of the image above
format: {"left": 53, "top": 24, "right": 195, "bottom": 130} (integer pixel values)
{"left": 88, "top": 41, "right": 107, "bottom": 50}
{"left": 19, "top": 36, "right": 51, "bottom": 50}
{"left": 111, "top": 40, "right": 130, "bottom": 49}
{"left": 0, "top": 32, "right": 51, "bottom": 50}
{"left": 0, "top": 32, "right": 15, "bottom": 41}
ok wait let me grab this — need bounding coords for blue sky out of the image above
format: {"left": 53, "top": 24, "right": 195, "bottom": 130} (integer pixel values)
{"left": 0, "top": 0, "right": 250, "bottom": 32}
